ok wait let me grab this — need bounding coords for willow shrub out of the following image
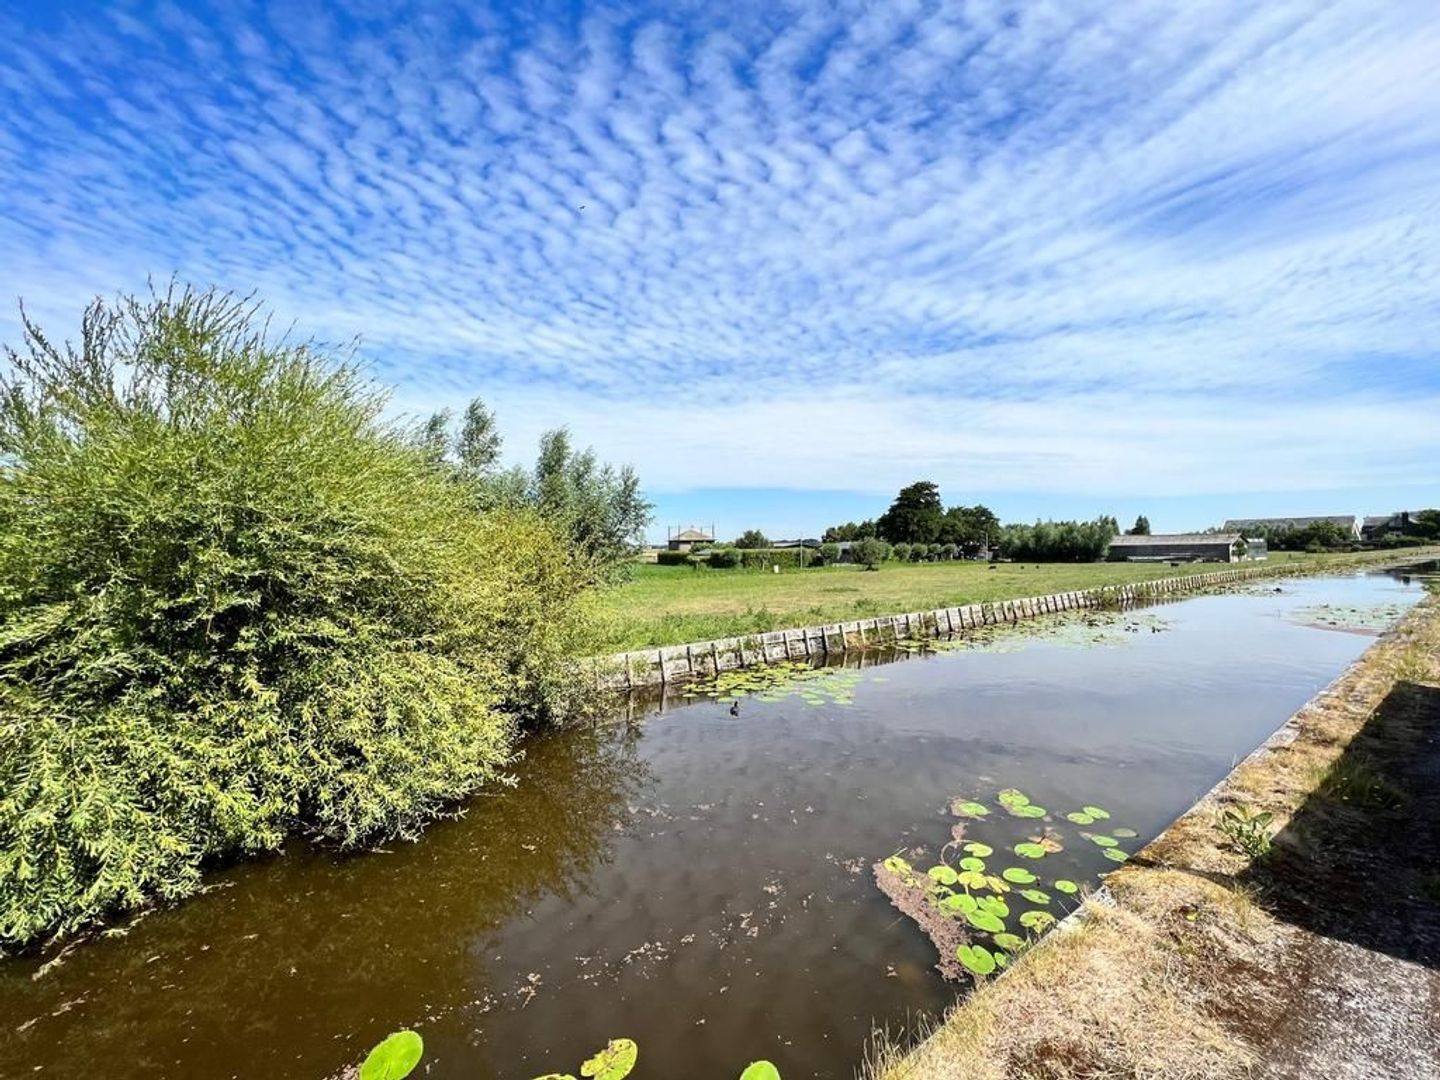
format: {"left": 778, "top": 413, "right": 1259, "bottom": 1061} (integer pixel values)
{"left": 0, "top": 286, "right": 595, "bottom": 950}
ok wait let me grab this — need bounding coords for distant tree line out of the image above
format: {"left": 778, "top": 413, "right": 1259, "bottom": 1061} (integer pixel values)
{"left": 997, "top": 517, "right": 1119, "bottom": 562}
{"left": 823, "top": 481, "right": 999, "bottom": 554}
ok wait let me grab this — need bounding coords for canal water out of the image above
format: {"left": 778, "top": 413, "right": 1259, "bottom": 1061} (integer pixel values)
{"left": 0, "top": 568, "right": 1430, "bottom": 1080}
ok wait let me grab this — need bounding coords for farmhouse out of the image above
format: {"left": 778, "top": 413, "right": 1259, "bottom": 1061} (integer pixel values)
{"left": 1222, "top": 515, "right": 1361, "bottom": 540}
{"left": 666, "top": 526, "right": 715, "bottom": 552}
{"left": 1108, "top": 532, "right": 1248, "bottom": 563}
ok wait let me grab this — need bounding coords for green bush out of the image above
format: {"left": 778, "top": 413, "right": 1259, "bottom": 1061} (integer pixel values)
{"left": 707, "top": 546, "right": 742, "bottom": 568}
{"left": 738, "top": 548, "right": 809, "bottom": 570}
{"left": 655, "top": 550, "right": 694, "bottom": 566}
{"left": 891, "top": 542, "right": 911, "bottom": 562}
{"left": 852, "top": 537, "right": 889, "bottom": 569}
{"left": 0, "top": 286, "right": 595, "bottom": 950}
{"left": 819, "top": 542, "right": 841, "bottom": 565}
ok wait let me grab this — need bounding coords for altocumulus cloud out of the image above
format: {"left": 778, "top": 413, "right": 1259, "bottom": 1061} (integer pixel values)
{"left": 2, "top": 0, "right": 1439, "bottom": 498}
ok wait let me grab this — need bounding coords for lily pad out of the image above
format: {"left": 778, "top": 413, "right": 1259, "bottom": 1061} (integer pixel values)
{"left": 1112, "top": 827, "right": 1138, "bottom": 839}
{"left": 1001, "top": 867, "right": 1037, "bottom": 884}
{"left": 962, "top": 842, "right": 994, "bottom": 858}
{"left": 1008, "top": 804, "right": 1048, "bottom": 819}
{"left": 952, "top": 799, "right": 991, "bottom": 819}
{"left": 956, "top": 944, "right": 997, "bottom": 976}
{"left": 928, "top": 865, "right": 959, "bottom": 885}
{"left": 1019, "top": 910, "right": 1056, "bottom": 932}
{"left": 941, "top": 893, "right": 978, "bottom": 915}
{"left": 1103, "top": 848, "right": 1129, "bottom": 863}
{"left": 740, "top": 1064, "right": 781, "bottom": 1080}
{"left": 1020, "top": 889, "right": 1051, "bottom": 905}
{"left": 883, "top": 855, "right": 914, "bottom": 874}
{"left": 1014, "top": 842, "right": 1047, "bottom": 859}
{"left": 1083, "top": 805, "right": 1111, "bottom": 820}
{"left": 964, "top": 909, "right": 1006, "bottom": 934}
{"left": 977, "top": 895, "right": 1010, "bottom": 918}
{"left": 957, "top": 869, "right": 989, "bottom": 890}
{"left": 1053, "top": 879, "right": 1079, "bottom": 894}
{"left": 992, "top": 932, "right": 1027, "bottom": 953}
{"left": 1066, "top": 811, "right": 1095, "bottom": 825}
{"left": 997, "top": 788, "right": 1031, "bottom": 807}
{"left": 958, "top": 857, "right": 986, "bottom": 872}
{"left": 581, "top": 1038, "right": 638, "bottom": 1080}
{"left": 1089, "top": 835, "right": 1119, "bottom": 848}
{"left": 360, "top": 1031, "right": 424, "bottom": 1080}
{"left": 983, "top": 874, "right": 1013, "bottom": 893}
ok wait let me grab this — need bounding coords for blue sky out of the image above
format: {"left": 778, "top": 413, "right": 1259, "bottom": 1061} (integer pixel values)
{"left": 2, "top": 1, "right": 1438, "bottom": 541}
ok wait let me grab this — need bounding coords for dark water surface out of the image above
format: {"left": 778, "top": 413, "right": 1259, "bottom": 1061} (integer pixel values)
{"left": 1, "top": 569, "right": 1430, "bottom": 1080}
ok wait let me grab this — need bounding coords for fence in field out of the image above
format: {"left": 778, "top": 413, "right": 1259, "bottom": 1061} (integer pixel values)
{"left": 596, "top": 565, "right": 1278, "bottom": 689}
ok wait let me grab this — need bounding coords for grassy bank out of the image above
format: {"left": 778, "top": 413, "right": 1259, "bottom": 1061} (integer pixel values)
{"left": 595, "top": 550, "right": 1410, "bottom": 652}
{"left": 872, "top": 582, "right": 1440, "bottom": 1080}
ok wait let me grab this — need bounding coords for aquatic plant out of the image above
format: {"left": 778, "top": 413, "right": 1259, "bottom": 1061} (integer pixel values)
{"left": 687, "top": 659, "right": 866, "bottom": 708}
{"left": 955, "top": 944, "right": 999, "bottom": 976}
{"left": 1217, "top": 805, "right": 1274, "bottom": 858}
{"left": 360, "top": 1031, "right": 424, "bottom": 1080}
{"left": 581, "top": 1038, "right": 639, "bottom": 1080}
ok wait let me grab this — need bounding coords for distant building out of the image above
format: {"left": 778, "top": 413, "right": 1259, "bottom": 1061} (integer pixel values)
{"left": 666, "top": 526, "right": 715, "bottom": 552}
{"left": 1222, "top": 515, "right": 1361, "bottom": 540}
{"left": 771, "top": 538, "right": 821, "bottom": 549}
{"left": 1108, "top": 532, "right": 1248, "bottom": 563}
{"left": 1362, "top": 511, "right": 1421, "bottom": 540}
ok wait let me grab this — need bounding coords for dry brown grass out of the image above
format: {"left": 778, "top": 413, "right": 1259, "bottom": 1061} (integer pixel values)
{"left": 874, "top": 594, "right": 1440, "bottom": 1080}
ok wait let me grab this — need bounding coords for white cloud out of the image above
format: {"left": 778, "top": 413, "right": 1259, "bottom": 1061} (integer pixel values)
{"left": 1, "top": 0, "right": 1438, "bottom": 500}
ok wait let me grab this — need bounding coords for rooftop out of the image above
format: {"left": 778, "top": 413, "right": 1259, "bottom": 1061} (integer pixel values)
{"left": 1109, "top": 532, "right": 1241, "bottom": 546}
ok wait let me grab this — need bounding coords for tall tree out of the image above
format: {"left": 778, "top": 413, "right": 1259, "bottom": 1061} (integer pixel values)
{"left": 1127, "top": 514, "right": 1151, "bottom": 536}
{"left": 734, "top": 529, "right": 769, "bottom": 549}
{"left": 457, "top": 397, "right": 502, "bottom": 475}
{"left": 877, "top": 481, "right": 944, "bottom": 544}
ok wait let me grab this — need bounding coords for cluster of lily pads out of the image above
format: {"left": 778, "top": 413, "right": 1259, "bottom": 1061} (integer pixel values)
{"left": 1293, "top": 602, "right": 1407, "bottom": 633}
{"left": 360, "top": 1032, "right": 780, "bottom": 1080}
{"left": 685, "top": 659, "right": 867, "bottom": 707}
{"left": 877, "top": 788, "right": 1140, "bottom": 979}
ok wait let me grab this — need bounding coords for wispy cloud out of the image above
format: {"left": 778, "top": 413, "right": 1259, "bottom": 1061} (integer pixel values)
{"left": 2, "top": 0, "right": 1438, "bottom": 503}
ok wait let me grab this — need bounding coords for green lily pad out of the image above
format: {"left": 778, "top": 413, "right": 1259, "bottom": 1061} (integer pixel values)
{"left": 360, "top": 1031, "right": 424, "bottom": 1080}
{"left": 956, "top": 944, "right": 997, "bottom": 976}
{"left": 977, "top": 895, "right": 1010, "bottom": 918}
{"left": 1020, "top": 889, "right": 1051, "bottom": 905}
{"left": 958, "top": 857, "right": 986, "bottom": 872}
{"left": 962, "top": 842, "right": 994, "bottom": 857}
{"left": 739, "top": 1064, "right": 781, "bottom": 1080}
{"left": 952, "top": 799, "right": 991, "bottom": 819}
{"left": 1066, "top": 811, "right": 1095, "bottom": 825}
{"left": 940, "top": 893, "right": 978, "bottom": 915}
{"left": 1053, "top": 879, "right": 1079, "bottom": 894}
{"left": 1009, "top": 804, "right": 1047, "bottom": 818}
{"left": 1001, "top": 867, "right": 1037, "bottom": 884}
{"left": 1083, "top": 806, "right": 1111, "bottom": 820}
{"left": 957, "top": 869, "right": 988, "bottom": 890}
{"left": 883, "top": 855, "right": 914, "bottom": 874}
{"left": 928, "top": 865, "right": 959, "bottom": 885}
{"left": 997, "top": 788, "right": 1031, "bottom": 807}
{"left": 992, "top": 932, "right": 1027, "bottom": 953}
{"left": 1112, "top": 827, "right": 1138, "bottom": 839}
{"left": 964, "top": 909, "right": 1006, "bottom": 934}
{"left": 1089, "top": 835, "right": 1119, "bottom": 848}
{"left": 1019, "top": 910, "right": 1056, "bottom": 932}
{"left": 581, "top": 1038, "right": 638, "bottom": 1080}
{"left": 1103, "top": 848, "right": 1129, "bottom": 863}
{"left": 1014, "top": 842, "right": 1047, "bottom": 859}
{"left": 983, "top": 874, "right": 1012, "bottom": 894}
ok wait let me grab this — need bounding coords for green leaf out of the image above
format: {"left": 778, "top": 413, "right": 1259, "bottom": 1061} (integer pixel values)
{"left": 940, "top": 893, "right": 978, "bottom": 915}
{"left": 1009, "top": 804, "right": 1047, "bottom": 818}
{"left": 739, "top": 1063, "right": 781, "bottom": 1080}
{"left": 1020, "top": 889, "right": 1051, "bottom": 905}
{"left": 1053, "top": 879, "right": 1079, "bottom": 894}
{"left": 984, "top": 874, "right": 1012, "bottom": 893}
{"left": 992, "top": 932, "right": 1026, "bottom": 953}
{"left": 581, "top": 1038, "right": 639, "bottom": 1080}
{"left": 977, "top": 895, "right": 1010, "bottom": 918}
{"left": 964, "top": 909, "right": 1006, "bottom": 933}
{"left": 1019, "top": 910, "right": 1056, "bottom": 932}
{"left": 962, "top": 842, "right": 994, "bottom": 857}
{"left": 1083, "top": 805, "right": 1111, "bottom": 820}
{"left": 1014, "top": 842, "right": 1047, "bottom": 859}
{"left": 928, "top": 865, "right": 959, "bottom": 885}
{"left": 1089, "top": 835, "right": 1118, "bottom": 848}
{"left": 1001, "top": 866, "right": 1037, "bottom": 884}
{"left": 952, "top": 799, "right": 991, "bottom": 819}
{"left": 1103, "top": 848, "right": 1129, "bottom": 863}
{"left": 957, "top": 869, "right": 988, "bottom": 890}
{"left": 1111, "top": 827, "right": 1138, "bottom": 839}
{"left": 958, "top": 856, "right": 986, "bottom": 872}
{"left": 956, "top": 944, "right": 997, "bottom": 976}
{"left": 360, "top": 1031, "right": 424, "bottom": 1080}
{"left": 1066, "top": 811, "right": 1095, "bottom": 825}
{"left": 883, "top": 855, "right": 913, "bottom": 875}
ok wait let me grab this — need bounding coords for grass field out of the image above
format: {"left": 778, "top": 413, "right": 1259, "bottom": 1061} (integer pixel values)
{"left": 594, "top": 550, "right": 1338, "bottom": 652}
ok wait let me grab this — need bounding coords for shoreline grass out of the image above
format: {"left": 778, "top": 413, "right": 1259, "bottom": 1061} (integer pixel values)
{"left": 594, "top": 550, "right": 1427, "bottom": 653}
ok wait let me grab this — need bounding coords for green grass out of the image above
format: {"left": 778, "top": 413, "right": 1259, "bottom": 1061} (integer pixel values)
{"left": 594, "top": 550, "right": 1337, "bottom": 652}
